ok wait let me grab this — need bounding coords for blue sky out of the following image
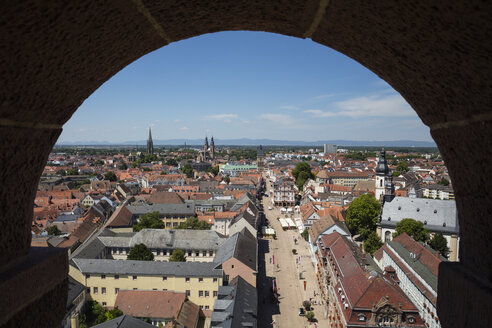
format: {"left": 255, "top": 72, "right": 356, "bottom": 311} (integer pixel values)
{"left": 59, "top": 31, "right": 432, "bottom": 143}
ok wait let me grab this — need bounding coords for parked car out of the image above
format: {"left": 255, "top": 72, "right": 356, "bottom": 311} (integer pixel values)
{"left": 298, "top": 308, "right": 305, "bottom": 316}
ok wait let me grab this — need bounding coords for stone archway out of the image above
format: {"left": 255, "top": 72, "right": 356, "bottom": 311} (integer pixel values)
{"left": 1, "top": 1, "right": 491, "bottom": 327}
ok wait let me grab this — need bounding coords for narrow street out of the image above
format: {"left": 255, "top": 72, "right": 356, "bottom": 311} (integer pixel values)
{"left": 258, "top": 178, "right": 329, "bottom": 328}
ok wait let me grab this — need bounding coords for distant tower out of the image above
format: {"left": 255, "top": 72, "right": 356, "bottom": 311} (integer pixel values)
{"left": 147, "top": 127, "right": 154, "bottom": 155}
{"left": 204, "top": 136, "right": 209, "bottom": 152}
{"left": 210, "top": 136, "right": 215, "bottom": 159}
{"left": 257, "top": 145, "right": 265, "bottom": 173}
{"left": 375, "top": 148, "right": 394, "bottom": 201}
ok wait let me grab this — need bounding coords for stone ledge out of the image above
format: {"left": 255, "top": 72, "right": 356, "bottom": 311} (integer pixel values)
{"left": 0, "top": 247, "right": 68, "bottom": 326}
{"left": 438, "top": 262, "right": 492, "bottom": 328}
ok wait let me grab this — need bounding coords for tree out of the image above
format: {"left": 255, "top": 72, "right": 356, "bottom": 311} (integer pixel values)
{"left": 292, "top": 249, "right": 297, "bottom": 254}
{"left": 56, "top": 169, "right": 66, "bottom": 176}
{"left": 127, "top": 243, "right": 154, "bottom": 261}
{"left": 169, "top": 248, "right": 186, "bottom": 262}
{"left": 223, "top": 175, "right": 230, "bottom": 183}
{"left": 429, "top": 233, "right": 450, "bottom": 259}
{"left": 393, "top": 218, "right": 430, "bottom": 242}
{"left": 305, "top": 311, "right": 315, "bottom": 321}
{"left": 66, "top": 168, "right": 79, "bottom": 175}
{"left": 303, "top": 300, "right": 311, "bottom": 310}
{"left": 396, "top": 161, "right": 409, "bottom": 173}
{"left": 301, "top": 228, "right": 309, "bottom": 242}
{"left": 207, "top": 165, "right": 219, "bottom": 176}
{"left": 133, "top": 211, "right": 164, "bottom": 232}
{"left": 176, "top": 217, "right": 211, "bottom": 230}
{"left": 345, "top": 194, "right": 381, "bottom": 240}
{"left": 166, "top": 158, "right": 178, "bottom": 166}
{"left": 160, "top": 171, "right": 167, "bottom": 175}
{"left": 292, "top": 162, "right": 315, "bottom": 190}
{"left": 46, "top": 225, "right": 62, "bottom": 236}
{"left": 363, "top": 231, "right": 383, "bottom": 255}
{"left": 104, "top": 171, "right": 117, "bottom": 181}
{"left": 84, "top": 300, "right": 123, "bottom": 326}
{"left": 181, "top": 163, "right": 193, "bottom": 178}
{"left": 438, "top": 177, "right": 450, "bottom": 186}
{"left": 119, "top": 162, "right": 128, "bottom": 170}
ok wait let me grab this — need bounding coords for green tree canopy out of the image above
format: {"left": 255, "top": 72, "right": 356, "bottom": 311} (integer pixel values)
{"left": 104, "top": 171, "right": 117, "bottom": 181}
{"left": 169, "top": 248, "right": 186, "bottom": 262}
{"left": 46, "top": 225, "right": 62, "bottom": 236}
{"left": 438, "top": 177, "right": 450, "bottom": 186}
{"left": 396, "top": 161, "right": 409, "bottom": 173}
{"left": 119, "top": 163, "right": 128, "bottom": 170}
{"left": 133, "top": 211, "right": 164, "bottom": 232}
{"left": 363, "top": 231, "right": 383, "bottom": 255}
{"left": 223, "top": 175, "right": 230, "bottom": 183}
{"left": 181, "top": 163, "right": 193, "bottom": 178}
{"left": 165, "top": 158, "right": 178, "bottom": 166}
{"left": 301, "top": 228, "right": 309, "bottom": 242}
{"left": 207, "top": 165, "right": 220, "bottom": 176}
{"left": 83, "top": 300, "right": 123, "bottom": 326}
{"left": 429, "top": 233, "right": 450, "bottom": 259}
{"left": 56, "top": 169, "right": 66, "bottom": 176}
{"left": 66, "top": 168, "right": 79, "bottom": 175}
{"left": 127, "top": 243, "right": 155, "bottom": 261}
{"left": 176, "top": 217, "right": 211, "bottom": 230}
{"left": 292, "top": 162, "right": 315, "bottom": 190}
{"left": 393, "top": 218, "right": 430, "bottom": 242}
{"left": 345, "top": 194, "right": 381, "bottom": 240}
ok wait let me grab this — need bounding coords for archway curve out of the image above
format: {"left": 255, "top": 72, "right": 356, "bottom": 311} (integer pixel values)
{"left": 1, "top": 1, "right": 491, "bottom": 327}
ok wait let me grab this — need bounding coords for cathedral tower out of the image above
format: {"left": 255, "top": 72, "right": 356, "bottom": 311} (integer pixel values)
{"left": 147, "top": 127, "right": 154, "bottom": 155}
{"left": 210, "top": 136, "right": 215, "bottom": 159}
{"left": 375, "top": 148, "right": 393, "bottom": 201}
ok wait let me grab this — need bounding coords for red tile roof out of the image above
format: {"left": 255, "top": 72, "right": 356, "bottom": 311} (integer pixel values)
{"left": 115, "top": 290, "right": 186, "bottom": 319}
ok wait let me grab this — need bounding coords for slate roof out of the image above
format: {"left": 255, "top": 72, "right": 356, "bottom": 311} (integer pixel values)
{"left": 67, "top": 277, "right": 85, "bottom": 309}
{"left": 380, "top": 197, "right": 459, "bottom": 234}
{"left": 213, "top": 228, "right": 257, "bottom": 271}
{"left": 127, "top": 203, "right": 195, "bottom": 216}
{"left": 91, "top": 314, "right": 154, "bottom": 328}
{"left": 72, "top": 258, "right": 223, "bottom": 277}
{"left": 211, "top": 276, "right": 257, "bottom": 328}
{"left": 98, "top": 229, "right": 226, "bottom": 250}
{"left": 386, "top": 233, "right": 444, "bottom": 292}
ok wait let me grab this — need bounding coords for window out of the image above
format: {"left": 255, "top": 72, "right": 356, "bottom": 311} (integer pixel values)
{"left": 102, "top": 287, "right": 106, "bottom": 294}
{"left": 162, "top": 276, "right": 167, "bottom": 281}
{"left": 408, "top": 317, "right": 416, "bottom": 324}
{"left": 231, "top": 265, "right": 235, "bottom": 269}
{"left": 86, "top": 274, "right": 90, "bottom": 279}
{"left": 153, "top": 288, "right": 157, "bottom": 291}
{"left": 199, "top": 291, "right": 204, "bottom": 297}
{"left": 101, "top": 274, "right": 106, "bottom": 279}
{"left": 209, "top": 251, "right": 213, "bottom": 256}
{"left": 102, "top": 302, "right": 107, "bottom": 307}
{"left": 114, "top": 275, "right": 119, "bottom": 280}
{"left": 133, "top": 275, "right": 137, "bottom": 280}
{"left": 200, "top": 306, "right": 203, "bottom": 309}
{"left": 93, "top": 287, "right": 98, "bottom": 294}
{"left": 213, "top": 278, "right": 218, "bottom": 283}
{"left": 213, "top": 291, "right": 218, "bottom": 297}
{"left": 115, "top": 288, "right": 119, "bottom": 294}
{"left": 199, "top": 277, "right": 204, "bottom": 282}
{"left": 358, "top": 314, "right": 366, "bottom": 321}
{"left": 205, "top": 291, "right": 209, "bottom": 297}
{"left": 186, "top": 290, "right": 190, "bottom": 297}
{"left": 196, "top": 251, "right": 200, "bottom": 256}
{"left": 133, "top": 288, "right": 137, "bottom": 290}
{"left": 205, "top": 305, "right": 209, "bottom": 310}
{"left": 185, "top": 277, "right": 190, "bottom": 282}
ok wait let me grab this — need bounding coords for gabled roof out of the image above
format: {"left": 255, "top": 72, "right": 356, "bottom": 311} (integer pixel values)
{"left": 91, "top": 314, "right": 154, "bottom": 328}
{"left": 105, "top": 205, "right": 133, "bottom": 227}
{"left": 214, "top": 228, "right": 257, "bottom": 271}
{"left": 115, "top": 290, "right": 186, "bottom": 319}
{"left": 149, "top": 191, "right": 184, "bottom": 204}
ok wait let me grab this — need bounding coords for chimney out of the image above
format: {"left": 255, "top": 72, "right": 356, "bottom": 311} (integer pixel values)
{"left": 70, "top": 314, "right": 79, "bottom": 328}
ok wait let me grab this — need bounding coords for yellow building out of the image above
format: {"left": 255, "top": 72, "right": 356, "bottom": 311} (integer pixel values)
{"left": 70, "top": 259, "right": 223, "bottom": 310}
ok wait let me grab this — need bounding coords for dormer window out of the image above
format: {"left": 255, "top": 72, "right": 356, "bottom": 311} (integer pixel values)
{"left": 416, "top": 208, "right": 420, "bottom": 212}
{"left": 398, "top": 206, "right": 401, "bottom": 210}
{"left": 358, "top": 314, "right": 366, "bottom": 321}
{"left": 408, "top": 316, "right": 416, "bottom": 324}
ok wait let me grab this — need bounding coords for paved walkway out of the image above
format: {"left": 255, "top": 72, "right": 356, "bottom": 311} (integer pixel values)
{"left": 257, "top": 179, "right": 329, "bottom": 328}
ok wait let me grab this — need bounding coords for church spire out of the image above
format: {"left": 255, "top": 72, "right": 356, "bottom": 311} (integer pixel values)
{"left": 147, "top": 127, "right": 154, "bottom": 155}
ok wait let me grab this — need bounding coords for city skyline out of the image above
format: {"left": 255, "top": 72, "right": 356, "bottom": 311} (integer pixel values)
{"left": 58, "top": 31, "right": 433, "bottom": 143}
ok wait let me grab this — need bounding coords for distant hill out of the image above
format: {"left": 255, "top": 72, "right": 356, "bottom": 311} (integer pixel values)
{"left": 56, "top": 138, "right": 436, "bottom": 147}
